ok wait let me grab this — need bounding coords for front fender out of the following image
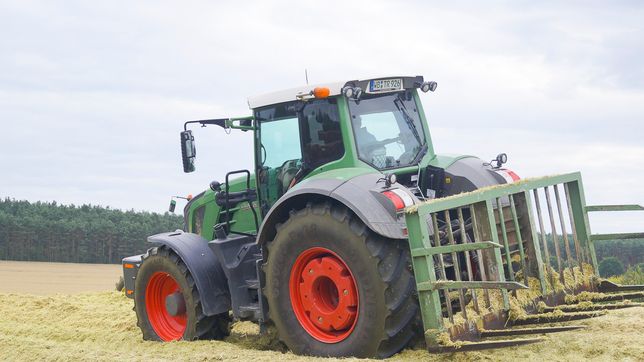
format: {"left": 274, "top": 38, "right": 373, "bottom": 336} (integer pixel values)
{"left": 443, "top": 156, "right": 511, "bottom": 195}
{"left": 147, "top": 231, "right": 231, "bottom": 316}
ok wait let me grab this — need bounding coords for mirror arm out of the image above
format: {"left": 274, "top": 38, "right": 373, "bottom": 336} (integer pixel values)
{"left": 183, "top": 117, "right": 255, "bottom": 131}
{"left": 183, "top": 118, "right": 228, "bottom": 131}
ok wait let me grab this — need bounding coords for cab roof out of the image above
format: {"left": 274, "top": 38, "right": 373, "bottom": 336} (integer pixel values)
{"left": 247, "top": 76, "right": 425, "bottom": 109}
{"left": 247, "top": 81, "right": 345, "bottom": 109}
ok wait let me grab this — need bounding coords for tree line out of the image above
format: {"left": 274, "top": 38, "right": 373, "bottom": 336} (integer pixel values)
{"left": 539, "top": 233, "right": 642, "bottom": 270}
{"left": 0, "top": 198, "right": 182, "bottom": 264}
{"left": 0, "top": 197, "right": 641, "bottom": 267}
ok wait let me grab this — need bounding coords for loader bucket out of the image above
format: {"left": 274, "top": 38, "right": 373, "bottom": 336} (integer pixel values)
{"left": 404, "top": 172, "right": 644, "bottom": 351}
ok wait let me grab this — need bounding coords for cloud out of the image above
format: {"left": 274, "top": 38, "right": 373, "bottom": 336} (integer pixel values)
{"left": 1, "top": 1, "right": 643, "bottom": 233}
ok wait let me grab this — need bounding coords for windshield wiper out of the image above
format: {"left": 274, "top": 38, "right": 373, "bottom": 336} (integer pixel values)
{"left": 393, "top": 98, "right": 422, "bottom": 145}
{"left": 411, "top": 144, "right": 428, "bottom": 165}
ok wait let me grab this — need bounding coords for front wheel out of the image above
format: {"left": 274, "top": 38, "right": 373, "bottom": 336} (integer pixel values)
{"left": 264, "top": 203, "right": 419, "bottom": 358}
{"left": 134, "top": 246, "right": 230, "bottom": 341}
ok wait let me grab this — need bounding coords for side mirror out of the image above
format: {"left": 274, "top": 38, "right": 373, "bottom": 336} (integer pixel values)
{"left": 180, "top": 130, "right": 196, "bottom": 173}
{"left": 169, "top": 199, "right": 176, "bottom": 213}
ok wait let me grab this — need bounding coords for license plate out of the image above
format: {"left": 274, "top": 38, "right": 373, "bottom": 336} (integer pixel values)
{"left": 369, "top": 78, "right": 402, "bottom": 93}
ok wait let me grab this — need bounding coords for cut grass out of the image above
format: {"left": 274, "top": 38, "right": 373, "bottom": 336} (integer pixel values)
{"left": 0, "top": 291, "right": 642, "bottom": 361}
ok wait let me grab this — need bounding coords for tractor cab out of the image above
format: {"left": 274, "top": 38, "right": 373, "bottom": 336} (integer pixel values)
{"left": 180, "top": 76, "right": 440, "bottom": 219}
{"left": 249, "top": 76, "right": 438, "bottom": 213}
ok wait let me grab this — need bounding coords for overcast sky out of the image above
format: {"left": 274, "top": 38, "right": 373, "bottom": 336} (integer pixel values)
{"left": 1, "top": 1, "right": 643, "bottom": 232}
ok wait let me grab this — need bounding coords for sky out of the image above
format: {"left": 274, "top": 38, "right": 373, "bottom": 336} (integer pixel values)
{"left": 1, "top": 1, "right": 643, "bottom": 232}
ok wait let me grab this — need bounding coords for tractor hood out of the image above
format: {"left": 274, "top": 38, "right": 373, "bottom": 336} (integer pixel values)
{"left": 430, "top": 153, "right": 520, "bottom": 195}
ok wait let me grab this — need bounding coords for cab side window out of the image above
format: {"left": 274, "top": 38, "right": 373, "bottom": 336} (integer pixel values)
{"left": 300, "top": 99, "right": 344, "bottom": 170}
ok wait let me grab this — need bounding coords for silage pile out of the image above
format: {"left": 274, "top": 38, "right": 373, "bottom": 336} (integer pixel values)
{"left": 0, "top": 292, "right": 642, "bottom": 361}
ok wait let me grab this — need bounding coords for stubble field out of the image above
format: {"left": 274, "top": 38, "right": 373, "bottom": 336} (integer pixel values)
{"left": 0, "top": 261, "right": 642, "bottom": 361}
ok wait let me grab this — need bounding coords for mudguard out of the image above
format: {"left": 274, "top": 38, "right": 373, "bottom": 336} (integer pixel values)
{"left": 443, "top": 156, "right": 512, "bottom": 195}
{"left": 122, "top": 254, "right": 143, "bottom": 298}
{"left": 147, "top": 231, "right": 231, "bottom": 316}
{"left": 257, "top": 172, "right": 414, "bottom": 244}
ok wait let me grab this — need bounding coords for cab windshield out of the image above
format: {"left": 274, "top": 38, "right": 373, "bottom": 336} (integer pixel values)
{"left": 348, "top": 91, "right": 425, "bottom": 169}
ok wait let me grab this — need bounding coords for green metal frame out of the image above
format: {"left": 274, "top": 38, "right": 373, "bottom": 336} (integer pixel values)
{"left": 403, "top": 172, "right": 642, "bottom": 347}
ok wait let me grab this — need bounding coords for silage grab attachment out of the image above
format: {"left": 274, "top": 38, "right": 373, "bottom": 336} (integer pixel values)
{"left": 404, "top": 172, "right": 644, "bottom": 352}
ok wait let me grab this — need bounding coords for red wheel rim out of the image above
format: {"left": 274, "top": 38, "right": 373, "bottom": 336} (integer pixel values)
{"left": 145, "top": 272, "right": 187, "bottom": 341}
{"left": 289, "top": 247, "right": 359, "bottom": 343}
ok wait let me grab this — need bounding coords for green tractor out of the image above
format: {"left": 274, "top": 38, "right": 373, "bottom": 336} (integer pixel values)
{"left": 122, "top": 76, "right": 644, "bottom": 357}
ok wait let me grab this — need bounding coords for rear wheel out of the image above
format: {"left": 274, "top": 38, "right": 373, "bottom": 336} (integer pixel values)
{"left": 264, "top": 203, "right": 419, "bottom": 358}
{"left": 134, "top": 246, "right": 230, "bottom": 341}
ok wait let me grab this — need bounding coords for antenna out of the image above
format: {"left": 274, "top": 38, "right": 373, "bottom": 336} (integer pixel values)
{"left": 305, "top": 68, "right": 309, "bottom": 85}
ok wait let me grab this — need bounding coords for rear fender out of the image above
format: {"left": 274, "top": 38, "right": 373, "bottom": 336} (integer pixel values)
{"left": 257, "top": 173, "right": 415, "bottom": 245}
{"left": 147, "top": 231, "right": 231, "bottom": 316}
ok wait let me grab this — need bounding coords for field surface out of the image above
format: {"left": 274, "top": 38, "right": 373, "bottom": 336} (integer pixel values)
{"left": 0, "top": 260, "right": 121, "bottom": 294}
{"left": 0, "top": 261, "right": 642, "bottom": 361}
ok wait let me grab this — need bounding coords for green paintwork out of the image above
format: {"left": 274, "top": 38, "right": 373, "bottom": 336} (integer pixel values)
{"left": 405, "top": 208, "right": 445, "bottom": 345}
{"left": 186, "top": 175, "right": 261, "bottom": 239}
{"left": 484, "top": 200, "right": 511, "bottom": 309}
{"left": 591, "top": 232, "right": 644, "bottom": 241}
{"left": 495, "top": 197, "right": 515, "bottom": 282}
{"left": 428, "top": 153, "right": 476, "bottom": 169}
{"left": 509, "top": 194, "right": 529, "bottom": 286}
{"left": 522, "top": 190, "right": 547, "bottom": 295}
{"left": 295, "top": 167, "right": 376, "bottom": 186}
{"left": 410, "top": 241, "right": 502, "bottom": 257}
{"left": 226, "top": 116, "right": 255, "bottom": 131}
{"left": 586, "top": 204, "right": 644, "bottom": 211}
{"left": 403, "top": 172, "right": 616, "bottom": 348}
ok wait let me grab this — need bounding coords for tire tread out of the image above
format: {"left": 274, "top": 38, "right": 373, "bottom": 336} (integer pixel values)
{"left": 266, "top": 202, "right": 420, "bottom": 358}
{"left": 134, "top": 245, "right": 230, "bottom": 341}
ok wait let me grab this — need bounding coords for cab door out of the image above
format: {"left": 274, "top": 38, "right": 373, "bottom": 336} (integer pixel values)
{"left": 254, "top": 98, "right": 346, "bottom": 216}
{"left": 254, "top": 102, "right": 302, "bottom": 215}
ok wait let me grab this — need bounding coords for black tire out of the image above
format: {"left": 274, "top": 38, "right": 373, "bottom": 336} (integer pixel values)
{"left": 134, "top": 245, "right": 230, "bottom": 341}
{"left": 264, "top": 202, "right": 420, "bottom": 358}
